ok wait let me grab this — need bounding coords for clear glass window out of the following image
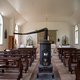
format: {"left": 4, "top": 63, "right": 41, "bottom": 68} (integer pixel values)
{"left": 75, "top": 25, "right": 78, "bottom": 44}
{"left": 15, "top": 24, "right": 18, "bottom": 44}
{"left": 0, "top": 14, "right": 3, "bottom": 45}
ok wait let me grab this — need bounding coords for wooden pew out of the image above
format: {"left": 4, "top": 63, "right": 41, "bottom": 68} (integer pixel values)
{"left": 27, "top": 50, "right": 33, "bottom": 66}
{"left": 63, "top": 51, "right": 70, "bottom": 66}
{"left": 0, "top": 56, "right": 23, "bottom": 80}
{"left": 11, "top": 49, "right": 29, "bottom": 72}
{"left": 68, "top": 52, "right": 80, "bottom": 74}
{"left": 57, "top": 48, "right": 76, "bottom": 62}
{"left": 75, "top": 56, "right": 80, "bottom": 80}
{"left": 12, "top": 48, "right": 34, "bottom": 67}
{"left": 16, "top": 48, "right": 33, "bottom": 67}
{"left": 57, "top": 48, "right": 62, "bottom": 59}
{"left": 0, "top": 49, "right": 28, "bottom": 73}
{"left": 61, "top": 48, "right": 76, "bottom": 62}
{"left": 33, "top": 48, "right": 37, "bottom": 59}
{"left": 18, "top": 48, "right": 37, "bottom": 66}
{"left": 10, "top": 49, "right": 28, "bottom": 73}
{"left": 63, "top": 49, "right": 80, "bottom": 67}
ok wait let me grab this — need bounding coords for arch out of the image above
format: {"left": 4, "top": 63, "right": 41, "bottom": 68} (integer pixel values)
{"left": 62, "top": 35, "right": 69, "bottom": 45}
{"left": 0, "top": 14, "right": 3, "bottom": 44}
{"left": 15, "top": 24, "right": 18, "bottom": 44}
{"left": 26, "top": 35, "right": 33, "bottom": 46}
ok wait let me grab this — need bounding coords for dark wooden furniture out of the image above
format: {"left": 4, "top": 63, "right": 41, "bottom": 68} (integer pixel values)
{"left": 10, "top": 49, "right": 29, "bottom": 73}
{"left": 0, "top": 49, "right": 28, "bottom": 73}
{"left": 61, "top": 48, "right": 76, "bottom": 62}
{"left": 63, "top": 51, "right": 70, "bottom": 66}
{"left": 57, "top": 48, "right": 62, "bottom": 59}
{"left": 18, "top": 48, "right": 37, "bottom": 58}
{"left": 57, "top": 48, "right": 76, "bottom": 62}
{"left": 75, "top": 56, "right": 80, "bottom": 80}
{"left": 0, "top": 56, "right": 23, "bottom": 80}
{"left": 18, "top": 48, "right": 37, "bottom": 66}
{"left": 63, "top": 49, "right": 80, "bottom": 67}
{"left": 68, "top": 52, "right": 80, "bottom": 74}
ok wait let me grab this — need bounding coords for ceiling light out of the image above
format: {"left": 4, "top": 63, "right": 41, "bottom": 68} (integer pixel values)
{"left": 46, "top": 15, "right": 48, "bottom": 27}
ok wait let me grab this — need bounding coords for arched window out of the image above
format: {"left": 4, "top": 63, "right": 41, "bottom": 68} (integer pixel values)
{"left": 0, "top": 14, "right": 3, "bottom": 45}
{"left": 75, "top": 25, "right": 78, "bottom": 44}
{"left": 15, "top": 24, "right": 18, "bottom": 44}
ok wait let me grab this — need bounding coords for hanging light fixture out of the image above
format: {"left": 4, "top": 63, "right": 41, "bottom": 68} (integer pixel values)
{"left": 46, "top": 15, "right": 47, "bottom": 27}
{"left": 46, "top": 15, "right": 49, "bottom": 40}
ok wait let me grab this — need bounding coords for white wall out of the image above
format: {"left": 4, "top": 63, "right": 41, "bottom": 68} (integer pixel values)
{"left": 73, "top": 23, "right": 80, "bottom": 49}
{"left": 20, "top": 22, "right": 73, "bottom": 47}
{"left": 0, "top": 17, "right": 23, "bottom": 51}
{"left": 0, "top": 17, "right": 9, "bottom": 50}
{"left": 9, "top": 18, "right": 15, "bottom": 36}
{"left": 9, "top": 18, "right": 21, "bottom": 47}
{"left": 18, "top": 26, "right": 21, "bottom": 46}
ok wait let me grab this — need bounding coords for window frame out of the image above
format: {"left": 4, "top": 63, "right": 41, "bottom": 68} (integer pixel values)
{"left": 0, "top": 13, "right": 3, "bottom": 45}
{"left": 15, "top": 24, "right": 18, "bottom": 44}
{"left": 75, "top": 25, "right": 79, "bottom": 45}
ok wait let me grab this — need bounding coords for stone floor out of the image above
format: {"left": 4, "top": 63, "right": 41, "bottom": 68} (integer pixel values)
{"left": 30, "top": 54, "right": 76, "bottom": 80}
{"left": 0, "top": 54, "right": 76, "bottom": 80}
{"left": 53, "top": 54, "right": 75, "bottom": 80}
{"left": 22, "top": 58, "right": 39, "bottom": 80}
{"left": 0, "top": 57, "right": 39, "bottom": 80}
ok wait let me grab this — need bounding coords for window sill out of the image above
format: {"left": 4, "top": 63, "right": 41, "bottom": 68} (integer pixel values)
{"left": 0, "top": 44, "right": 3, "bottom": 46}
{"left": 75, "top": 44, "right": 79, "bottom": 45}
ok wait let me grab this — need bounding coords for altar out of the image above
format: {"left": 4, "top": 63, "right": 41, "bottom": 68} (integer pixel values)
{"left": 37, "top": 43, "right": 57, "bottom": 55}
{"left": 62, "top": 45, "right": 70, "bottom": 48}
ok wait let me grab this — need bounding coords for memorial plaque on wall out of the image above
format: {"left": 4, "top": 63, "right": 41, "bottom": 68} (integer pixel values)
{"left": 37, "top": 30, "right": 56, "bottom": 44}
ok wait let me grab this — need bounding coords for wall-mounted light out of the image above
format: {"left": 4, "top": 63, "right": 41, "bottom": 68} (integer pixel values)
{"left": 57, "top": 38, "right": 60, "bottom": 42}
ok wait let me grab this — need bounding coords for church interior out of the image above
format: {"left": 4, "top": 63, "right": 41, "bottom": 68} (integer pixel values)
{"left": 0, "top": 0, "right": 80, "bottom": 80}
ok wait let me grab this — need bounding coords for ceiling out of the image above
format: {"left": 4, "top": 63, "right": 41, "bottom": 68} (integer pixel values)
{"left": 0, "top": 0, "right": 80, "bottom": 26}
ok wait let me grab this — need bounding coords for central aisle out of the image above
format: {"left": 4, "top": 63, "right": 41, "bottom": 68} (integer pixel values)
{"left": 30, "top": 54, "right": 61, "bottom": 80}
{"left": 52, "top": 55, "right": 75, "bottom": 80}
{"left": 30, "top": 54, "right": 75, "bottom": 80}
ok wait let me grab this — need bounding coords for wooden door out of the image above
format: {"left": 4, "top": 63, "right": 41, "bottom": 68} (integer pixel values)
{"left": 8, "top": 36, "right": 14, "bottom": 49}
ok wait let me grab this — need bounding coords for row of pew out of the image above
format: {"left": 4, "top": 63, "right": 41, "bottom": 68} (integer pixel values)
{"left": 57, "top": 48, "right": 80, "bottom": 80}
{"left": 0, "top": 48, "right": 36, "bottom": 80}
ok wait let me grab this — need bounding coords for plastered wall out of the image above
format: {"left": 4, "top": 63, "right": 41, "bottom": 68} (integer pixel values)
{"left": 0, "top": 17, "right": 9, "bottom": 50}
{"left": 20, "top": 22, "right": 73, "bottom": 47}
{"left": 73, "top": 23, "right": 80, "bottom": 49}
